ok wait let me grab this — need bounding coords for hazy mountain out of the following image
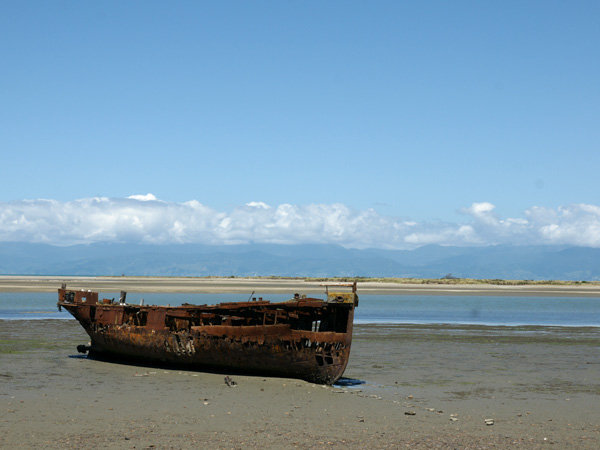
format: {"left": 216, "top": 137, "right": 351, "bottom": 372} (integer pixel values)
{"left": 0, "top": 242, "right": 599, "bottom": 280}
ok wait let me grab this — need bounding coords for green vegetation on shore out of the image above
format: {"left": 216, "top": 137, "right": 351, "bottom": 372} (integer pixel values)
{"left": 222, "top": 275, "right": 600, "bottom": 286}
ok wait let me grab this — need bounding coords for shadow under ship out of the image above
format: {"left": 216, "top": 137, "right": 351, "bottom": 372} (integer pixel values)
{"left": 58, "top": 283, "right": 358, "bottom": 384}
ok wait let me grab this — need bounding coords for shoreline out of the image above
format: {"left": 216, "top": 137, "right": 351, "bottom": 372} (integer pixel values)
{"left": 1, "top": 275, "right": 600, "bottom": 296}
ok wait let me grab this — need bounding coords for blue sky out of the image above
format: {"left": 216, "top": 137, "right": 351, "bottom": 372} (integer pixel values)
{"left": 1, "top": 2, "right": 599, "bottom": 248}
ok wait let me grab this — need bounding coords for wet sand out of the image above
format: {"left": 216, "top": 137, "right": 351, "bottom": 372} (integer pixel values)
{"left": 1, "top": 320, "right": 599, "bottom": 449}
{"left": 2, "top": 275, "right": 600, "bottom": 296}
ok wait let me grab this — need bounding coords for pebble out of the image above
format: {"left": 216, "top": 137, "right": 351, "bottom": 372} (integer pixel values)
{"left": 485, "top": 419, "right": 494, "bottom": 426}
{"left": 404, "top": 411, "right": 416, "bottom": 416}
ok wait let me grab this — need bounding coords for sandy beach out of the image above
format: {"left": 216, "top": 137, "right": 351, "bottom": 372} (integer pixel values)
{"left": 1, "top": 275, "right": 600, "bottom": 297}
{"left": 1, "top": 278, "right": 599, "bottom": 448}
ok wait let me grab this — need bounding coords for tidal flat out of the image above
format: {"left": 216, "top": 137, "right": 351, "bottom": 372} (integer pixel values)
{"left": 1, "top": 320, "right": 599, "bottom": 448}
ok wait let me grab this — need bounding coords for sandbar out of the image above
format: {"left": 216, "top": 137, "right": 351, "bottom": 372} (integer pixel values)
{"left": 1, "top": 275, "right": 600, "bottom": 296}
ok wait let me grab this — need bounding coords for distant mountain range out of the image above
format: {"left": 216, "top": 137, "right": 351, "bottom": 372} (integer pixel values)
{"left": 0, "top": 242, "right": 599, "bottom": 280}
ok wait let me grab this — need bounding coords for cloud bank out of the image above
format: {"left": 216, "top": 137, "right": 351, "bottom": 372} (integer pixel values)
{"left": 1, "top": 195, "right": 599, "bottom": 249}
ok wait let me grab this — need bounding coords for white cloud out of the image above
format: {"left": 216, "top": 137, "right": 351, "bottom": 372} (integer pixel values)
{"left": 527, "top": 204, "right": 600, "bottom": 247}
{"left": 1, "top": 197, "right": 600, "bottom": 248}
{"left": 245, "top": 201, "right": 271, "bottom": 209}
{"left": 127, "top": 193, "right": 158, "bottom": 201}
{"left": 466, "top": 202, "right": 495, "bottom": 216}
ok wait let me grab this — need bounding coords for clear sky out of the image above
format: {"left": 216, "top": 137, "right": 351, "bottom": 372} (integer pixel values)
{"left": 1, "top": 1, "right": 599, "bottom": 248}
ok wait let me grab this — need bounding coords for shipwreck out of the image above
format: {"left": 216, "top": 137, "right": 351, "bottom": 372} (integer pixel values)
{"left": 57, "top": 282, "right": 358, "bottom": 384}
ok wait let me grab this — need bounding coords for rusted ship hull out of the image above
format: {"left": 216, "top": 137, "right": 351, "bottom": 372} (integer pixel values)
{"left": 58, "top": 285, "right": 357, "bottom": 384}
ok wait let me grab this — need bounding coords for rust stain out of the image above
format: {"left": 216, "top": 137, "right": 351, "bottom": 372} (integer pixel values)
{"left": 57, "top": 282, "right": 358, "bottom": 384}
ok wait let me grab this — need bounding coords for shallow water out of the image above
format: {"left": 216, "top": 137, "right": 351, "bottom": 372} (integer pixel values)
{"left": 1, "top": 292, "right": 599, "bottom": 326}
{"left": 355, "top": 295, "right": 600, "bottom": 327}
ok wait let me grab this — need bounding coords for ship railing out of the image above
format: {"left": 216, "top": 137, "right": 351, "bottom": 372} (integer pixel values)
{"left": 321, "top": 282, "right": 358, "bottom": 306}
